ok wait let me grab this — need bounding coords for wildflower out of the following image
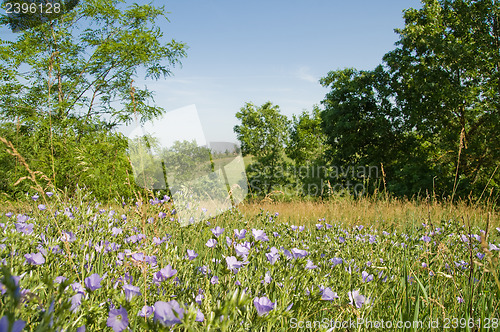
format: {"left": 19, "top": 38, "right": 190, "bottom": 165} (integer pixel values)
{"left": 421, "top": 235, "right": 431, "bottom": 242}
{"left": 17, "top": 214, "right": 29, "bottom": 223}
{"left": 60, "top": 231, "right": 76, "bottom": 242}
{"left": 330, "top": 257, "right": 343, "bottom": 266}
{"left": 460, "top": 234, "right": 469, "bottom": 243}
{"left": 152, "top": 237, "right": 163, "bottom": 245}
{"left": 0, "top": 316, "right": 26, "bottom": 332}
{"left": 158, "top": 212, "right": 167, "bottom": 219}
{"left": 206, "top": 239, "right": 217, "bottom": 248}
{"left": 299, "top": 226, "right": 305, "bottom": 231}
{"left": 126, "top": 235, "right": 139, "bottom": 244}
{"left": 477, "top": 252, "right": 485, "bottom": 260}
{"left": 123, "top": 284, "right": 141, "bottom": 301}
{"left": 38, "top": 204, "right": 46, "bottom": 211}
{"left": 252, "top": 229, "right": 269, "bottom": 241}
{"left": 265, "top": 248, "right": 280, "bottom": 264}
{"left": 457, "top": 297, "right": 464, "bottom": 303}
{"left": 235, "top": 244, "right": 249, "bottom": 257}
{"left": 316, "top": 224, "right": 323, "bottom": 229}
{"left": 253, "top": 296, "right": 275, "bottom": 316}
{"left": 361, "top": 271, "right": 373, "bottom": 283}
{"left": 226, "top": 256, "right": 243, "bottom": 273}
{"left": 159, "top": 265, "right": 177, "bottom": 279}
{"left": 198, "top": 266, "right": 211, "bottom": 275}
{"left": 187, "top": 249, "right": 198, "bottom": 260}
{"left": 138, "top": 306, "right": 154, "bottom": 318}
{"left": 25, "top": 252, "right": 45, "bottom": 265}
{"left": 196, "top": 309, "right": 205, "bottom": 322}
{"left": 70, "top": 293, "right": 84, "bottom": 312}
{"left": 71, "top": 282, "right": 85, "bottom": 294}
{"left": 305, "top": 260, "right": 318, "bottom": 269}
{"left": 31, "top": 194, "right": 39, "bottom": 201}
{"left": 338, "top": 236, "right": 345, "bottom": 243}
{"left": 234, "top": 229, "right": 246, "bottom": 239}
{"left": 107, "top": 306, "right": 129, "bottom": 332}
{"left": 131, "top": 252, "right": 145, "bottom": 262}
{"left": 211, "top": 226, "right": 224, "bottom": 237}
{"left": 111, "top": 227, "right": 122, "bottom": 236}
{"left": 15, "top": 223, "right": 34, "bottom": 235}
{"left": 489, "top": 243, "right": 499, "bottom": 251}
{"left": 154, "top": 300, "right": 184, "bottom": 326}
{"left": 84, "top": 273, "right": 102, "bottom": 291}
{"left": 210, "top": 276, "right": 219, "bottom": 284}
{"left": 226, "top": 236, "right": 232, "bottom": 247}
{"left": 195, "top": 293, "right": 204, "bottom": 305}
{"left": 291, "top": 248, "right": 308, "bottom": 259}
{"left": 348, "top": 290, "right": 367, "bottom": 308}
{"left": 262, "top": 272, "right": 272, "bottom": 284}
{"left": 145, "top": 255, "right": 157, "bottom": 267}
{"left": 54, "top": 276, "right": 67, "bottom": 284}
{"left": 321, "top": 288, "right": 339, "bottom": 301}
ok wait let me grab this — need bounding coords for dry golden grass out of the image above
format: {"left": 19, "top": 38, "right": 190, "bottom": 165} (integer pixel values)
{"left": 238, "top": 196, "right": 498, "bottom": 230}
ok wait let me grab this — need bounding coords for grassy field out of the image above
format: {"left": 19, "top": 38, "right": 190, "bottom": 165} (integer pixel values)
{"left": 0, "top": 191, "right": 499, "bottom": 331}
{"left": 239, "top": 197, "right": 499, "bottom": 230}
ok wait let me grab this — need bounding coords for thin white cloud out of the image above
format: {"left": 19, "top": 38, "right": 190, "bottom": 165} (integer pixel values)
{"left": 296, "top": 66, "right": 318, "bottom": 83}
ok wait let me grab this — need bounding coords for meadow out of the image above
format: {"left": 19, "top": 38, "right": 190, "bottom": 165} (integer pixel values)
{"left": 0, "top": 189, "right": 499, "bottom": 331}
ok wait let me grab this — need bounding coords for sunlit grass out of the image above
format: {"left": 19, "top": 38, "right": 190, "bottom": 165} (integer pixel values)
{"left": 0, "top": 189, "right": 499, "bottom": 331}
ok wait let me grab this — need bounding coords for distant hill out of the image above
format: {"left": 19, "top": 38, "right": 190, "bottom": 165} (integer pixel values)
{"left": 208, "top": 142, "right": 240, "bottom": 154}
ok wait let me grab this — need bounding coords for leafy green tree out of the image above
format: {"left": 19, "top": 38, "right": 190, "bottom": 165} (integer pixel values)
{"left": 383, "top": 0, "right": 500, "bottom": 199}
{"left": 320, "top": 0, "right": 500, "bottom": 200}
{"left": 0, "top": 0, "right": 187, "bottom": 199}
{"left": 0, "top": 0, "right": 186, "bottom": 126}
{"left": 319, "top": 65, "right": 434, "bottom": 196}
{"left": 287, "top": 105, "right": 326, "bottom": 166}
{"left": 233, "top": 102, "right": 291, "bottom": 195}
{"left": 286, "top": 105, "right": 330, "bottom": 196}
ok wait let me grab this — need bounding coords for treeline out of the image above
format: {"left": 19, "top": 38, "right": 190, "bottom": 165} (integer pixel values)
{"left": 235, "top": 0, "right": 500, "bottom": 203}
{"left": 0, "top": 0, "right": 499, "bottom": 203}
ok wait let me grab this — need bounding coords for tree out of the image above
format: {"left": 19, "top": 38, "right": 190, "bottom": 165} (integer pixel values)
{"left": 320, "top": 0, "right": 500, "bottom": 200}
{"left": 319, "top": 65, "right": 434, "bottom": 196}
{"left": 0, "top": 0, "right": 186, "bottom": 127}
{"left": 0, "top": 0, "right": 187, "bottom": 199}
{"left": 383, "top": 0, "right": 500, "bottom": 199}
{"left": 286, "top": 105, "right": 330, "bottom": 196}
{"left": 233, "top": 102, "right": 290, "bottom": 195}
{"left": 287, "top": 105, "right": 327, "bottom": 166}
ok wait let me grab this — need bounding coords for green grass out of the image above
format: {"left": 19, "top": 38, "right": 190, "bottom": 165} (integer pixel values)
{"left": 0, "top": 190, "right": 499, "bottom": 331}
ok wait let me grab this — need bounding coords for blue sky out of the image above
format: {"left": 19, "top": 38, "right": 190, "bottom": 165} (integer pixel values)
{"left": 131, "top": 0, "right": 422, "bottom": 144}
{"left": 0, "top": 0, "right": 423, "bottom": 144}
